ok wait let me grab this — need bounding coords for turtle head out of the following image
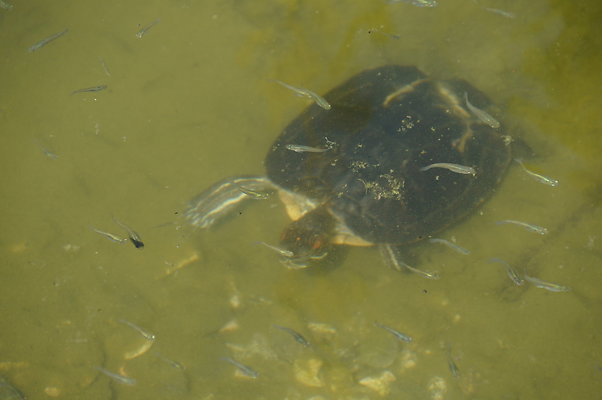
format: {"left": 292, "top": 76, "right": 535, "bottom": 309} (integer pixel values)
{"left": 279, "top": 207, "right": 334, "bottom": 269}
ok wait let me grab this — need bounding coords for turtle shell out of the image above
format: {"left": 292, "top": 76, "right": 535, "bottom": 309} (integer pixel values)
{"left": 264, "top": 65, "right": 511, "bottom": 245}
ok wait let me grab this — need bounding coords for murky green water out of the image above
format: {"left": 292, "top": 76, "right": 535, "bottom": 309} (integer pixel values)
{"left": 1, "top": 1, "right": 601, "bottom": 399}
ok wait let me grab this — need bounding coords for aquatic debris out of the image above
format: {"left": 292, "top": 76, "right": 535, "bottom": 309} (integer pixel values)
{"left": 427, "top": 376, "right": 448, "bottom": 400}
{"left": 307, "top": 322, "right": 337, "bottom": 340}
{"left": 293, "top": 358, "right": 324, "bottom": 387}
{"left": 358, "top": 370, "right": 396, "bottom": 396}
{"left": 124, "top": 339, "right": 153, "bottom": 360}
{"left": 163, "top": 251, "right": 200, "bottom": 276}
{"left": 218, "top": 318, "right": 240, "bottom": 334}
{"left": 0, "top": 0, "right": 14, "bottom": 10}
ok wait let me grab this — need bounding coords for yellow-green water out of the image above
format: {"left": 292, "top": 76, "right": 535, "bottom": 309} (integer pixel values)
{"left": 1, "top": 1, "right": 601, "bottom": 399}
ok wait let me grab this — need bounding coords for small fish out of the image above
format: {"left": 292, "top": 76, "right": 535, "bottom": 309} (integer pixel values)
{"left": 374, "top": 321, "right": 413, "bottom": 343}
{"left": 99, "top": 57, "right": 112, "bottom": 77}
{"left": 237, "top": 185, "right": 271, "bottom": 199}
{"left": 380, "top": 244, "right": 440, "bottom": 279}
{"left": 420, "top": 163, "right": 476, "bottom": 175}
{"left": 285, "top": 144, "right": 330, "bottom": 153}
{"left": 221, "top": 357, "right": 259, "bottom": 379}
{"left": 35, "top": 139, "right": 59, "bottom": 159}
{"left": 367, "top": 27, "right": 400, "bottom": 40}
{"left": 153, "top": 352, "right": 185, "bottom": 370}
{"left": 447, "top": 357, "right": 460, "bottom": 377}
{"left": 136, "top": 19, "right": 160, "bottom": 39}
{"left": 464, "top": 92, "right": 500, "bottom": 129}
{"left": 71, "top": 85, "right": 108, "bottom": 95}
{"left": 524, "top": 274, "right": 570, "bottom": 293}
{"left": 483, "top": 7, "right": 516, "bottom": 19}
{"left": 488, "top": 258, "right": 524, "bottom": 286}
{"left": 112, "top": 217, "right": 145, "bottom": 248}
{"left": 445, "top": 345, "right": 460, "bottom": 377}
{"left": 28, "top": 29, "right": 68, "bottom": 52}
{"left": 91, "top": 227, "right": 127, "bottom": 244}
{"left": 387, "top": 0, "right": 438, "bottom": 7}
{"left": 274, "top": 80, "right": 331, "bottom": 110}
{"left": 118, "top": 319, "right": 156, "bottom": 341}
{"left": 514, "top": 159, "right": 559, "bottom": 187}
{"left": 273, "top": 324, "right": 310, "bottom": 347}
{"left": 496, "top": 219, "right": 548, "bottom": 235}
{"left": 428, "top": 238, "right": 470, "bottom": 255}
{"left": 403, "top": 262, "right": 439, "bottom": 280}
{"left": 94, "top": 366, "right": 137, "bottom": 385}
{"left": 256, "top": 241, "right": 294, "bottom": 258}
{"left": 280, "top": 257, "right": 311, "bottom": 270}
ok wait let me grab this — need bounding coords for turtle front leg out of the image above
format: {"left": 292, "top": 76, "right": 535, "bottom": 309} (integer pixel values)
{"left": 185, "top": 176, "right": 275, "bottom": 228}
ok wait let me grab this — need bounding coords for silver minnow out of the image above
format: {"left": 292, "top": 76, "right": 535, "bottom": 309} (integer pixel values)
{"left": 274, "top": 80, "right": 331, "bottom": 110}
{"left": 524, "top": 274, "right": 570, "bottom": 293}
{"left": 91, "top": 227, "right": 127, "bottom": 244}
{"left": 387, "top": 0, "right": 438, "bottom": 7}
{"left": 273, "top": 324, "right": 310, "bottom": 347}
{"left": 428, "top": 238, "right": 470, "bottom": 255}
{"left": 118, "top": 319, "right": 156, "bottom": 341}
{"left": 380, "top": 244, "right": 440, "bottom": 280}
{"left": 71, "top": 85, "right": 108, "bottom": 95}
{"left": 136, "top": 19, "right": 160, "bottom": 39}
{"left": 285, "top": 144, "right": 329, "bottom": 153}
{"left": 420, "top": 163, "right": 476, "bottom": 175}
{"left": 113, "top": 217, "right": 145, "bottom": 248}
{"left": 464, "top": 92, "right": 500, "bottom": 129}
{"left": 94, "top": 366, "right": 137, "bottom": 385}
{"left": 488, "top": 257, "right": 524, "bottom": 286}
{"left": 28, "top": 29, "right": 69, "bottom": 53}
{"left": 496, "top": 219, "right": 548, "bottom": 235}
{"left": 256, "top": 241, "right": 294, "bottom": 258}
{"left": 514, "top": 159, "right": 559, "bottom": 187}
{"left": 221, "top": 357, "right": 259, "bottom": 379}
{"left": 374, "top": 321, "right": 413, "bottom": 343}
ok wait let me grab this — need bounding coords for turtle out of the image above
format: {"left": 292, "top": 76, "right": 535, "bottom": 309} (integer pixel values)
{"left": 185, "top": 65, "right": 513, "bottom": 271}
